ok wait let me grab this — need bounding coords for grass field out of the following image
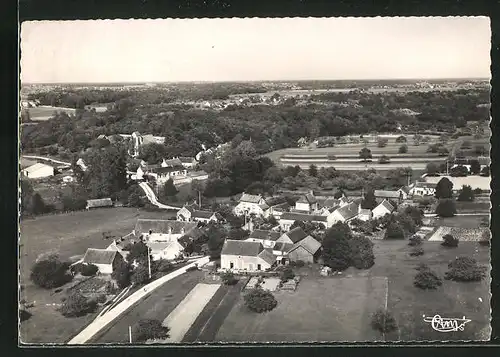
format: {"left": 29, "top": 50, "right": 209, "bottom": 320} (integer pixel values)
{"left": 425, "top": 175, "right": 491, "bottom": 191}
{"left": 90, "top": 270, "right": 205, "bottom": 343}
{"left": 27, "top": 106, "right": 76, "bottom": 121}
{"left": 217, "top": 276, "right": 388, "bottom": 342}
{"left": 214, "top": 240, "right": 490, "bottom": 342}
{"left": 428, "top": 226, "right": 488, "bottom": 242}
{"left": 431, "top": 215, "right": 489, "bottom": 229}
{"left": 19, "top": 207, "right": 177, "bottom": 344}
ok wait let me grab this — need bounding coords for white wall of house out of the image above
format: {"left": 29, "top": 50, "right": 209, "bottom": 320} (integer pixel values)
{"left": 144, "top": 232, "right": 184, "bottom": 242}
{"left": 22, "top": 165, "right": 54, "bottom": 179}
{"left": 279, "top": 219, "right": 295, "bottom": 231}
{"left": 245, "top": 238, "right": 276, "bottom": 248}
{"left": 295, "top": 202, "right": 311, "bottom": 212}
{"left": 372, "top": 206, "right": 392, "bottom": 220}
{"left": 234, "top": 202, "right": 264, "bottom": 217}
{"left": 176, "top": 208, "right": 192, "bottom": 221}
{"left": 151, "top": 243, "right": 184, "bottom": 261}
{"left": 94, "top": 263, "right": 113, "bottom": 275}
{"left": 327, "top": 211, "right": 344, "bottom": 226}
{"left": 410, "top": 187, "right": 435, "bottom": 196}
{"left": 220, "top": 254, "right": 272, "bottom": 272}
{"left": 358, "top": 212, "right": 373, "bottom": 222}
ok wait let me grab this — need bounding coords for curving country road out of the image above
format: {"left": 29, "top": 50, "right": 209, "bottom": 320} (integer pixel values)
{"left": 68, "top": 256, "right": 209, "bottom": 344}
{"left": 138, "top": 182, "right": 181, "bottom": 210}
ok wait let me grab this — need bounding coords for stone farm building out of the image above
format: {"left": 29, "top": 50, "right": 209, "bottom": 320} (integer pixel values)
{"left": 21, "top": 162, "right": 54, "bottom": 179}
{"left": 245, "top": 229, "right": 282, "bottom": 248}
{"left": 295, "top": 192, "right": 319, "bottom": 213}
{"left": 82, "top": 248, "right": 124, "bottom": 274}
{"left": 176, "top": 204, "right": 222, "bottom": 224}
{"left": 286, "top": 235, "right": 322, "bottom": 264}
{"left": 86, "top": 198, "right": 113, "bottom": 210}
{"left": 220, "top": 240, "right": 276, "bottom": 272}
{"left": 372, "top": 199, "right": 395, "bottom": 219}
{"left": 279, "top": 212, "right": 328, "bottom": 231}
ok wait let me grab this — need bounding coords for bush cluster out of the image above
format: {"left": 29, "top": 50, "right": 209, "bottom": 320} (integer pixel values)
{"left": 30, "top": 257, "right": 73, "bottom": 289}
{"left": 409, "top": 247, "right": 425, "bottom": 257}
{"left": 414, "top": 268, "right": 442, "bottom": 290}
{"left": 441, "top": 234, "right": 459, "bottom": 248}
{"left": 280, "top": 266, "right": 295, "bottom": 282}
{"left": 371, "top": 309, "right": 397, "bottom": 333}
{"left": 133, "top": 319, "right": 170, "bottom": 342}
{"left": 221, "top": 271, "right": 239, "bottom": 286}
{"left": 444, "top": 256, "right": 486, "bottom": 282}
{"left": 244, "top": 288, "right": 278, "bottom": 313}
{"left": 349, "top": 235, "right": 375, "bottom": 269}
{"left": 59, "top": 292, "right": 98, "bottom": 318}
{"left": 408, "top": 235, "right": 423, "bottom": 246}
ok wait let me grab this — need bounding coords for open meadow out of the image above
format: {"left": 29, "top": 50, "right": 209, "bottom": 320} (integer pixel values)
{"left": 27, "top": 106, "right": 77, "bottom": 121}
{"left": 214, "top": 239, "right": 490, "bottom": 342}
{"left": 19, "top": 207, "right": 177, "bottom": 344}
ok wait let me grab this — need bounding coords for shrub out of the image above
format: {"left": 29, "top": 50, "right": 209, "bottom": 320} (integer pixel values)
{"left": 186, "top": 265, "right": 199, "bottom": 272}
{"left": 414, "top": 269, "right": 442, "bottom": 290}
{"left": 384, "top": 221, "right": 405, "bottom": 240}
{"left": 395, "top": 135, "right": 407, "bottom": 143}
{"left": 244, "top": 288, "right": 278, "bottom": 313}
{"left": 409, "top": 247, "right": 424, "bottom": 256}
{"left": 450, "top": 165, "right": 469, "bottom": 177}
{"left": 441, "top": 234, "right": 459, "bottom": 248}
{"left": 378, "top": 155, "right": 391, "bottom": 164}
{"left": 398, "top": 144, "right": 408, "bottom": 154}
{"left": 133, "top": 319, "right": 170, "bottom": 342}
{"left": 59, "top": 292, "right": 98, "bottom": 317}
{"left": 435, "top": 199, "right": 457, "bottom": 218}
{"left": 473, "top": 188, "right": 483, "bottom": 195}
{"left": 408, "top": 235, "right": 423, "bottom": 246}
{"left": 377, "top": 138, "right": 389, "bottom": 148}
{"left": 79, "top": 264, "right": 99, "bottom": 277}
{"left": 480, "top": 166, "right": 490, "bottom": 177}
{"left": 153, "top": 259, "right": 174, "bottom": 273}
{"left": 30, "top": 257, "right": 73, "bottom": 289}
{"left": 457, "top": 185, "right": 475, "bottom": 202}
{"left": 289, "top": 260, "right": 305, "bottom": 268}
{"left": 280, "top": 266, "right": 295, "bottom": 282}
{"left": 479, "top": 230, "right": 491, "bottom": 246}
{"left": 131, "top": 265, "right": 150, "bottom": 285}
{"left": 349, "top": 235, "right": 375, "bottom": 269}
{"left": 112, "top": 260, "right": 131, "bottom": 289}
{"left": 371, "top": 309, "right": 397, "bottom": 333}
{"left": 444, "top": 256, "right": 486, "bottom": 282}
{"left": 221, "top": 271, "right": 239, "bottom": 286}
{"left": 20, "top": 309, "right": 33, "bottom": 322}
{"left": 415, "top": 263, "right": 430, "bottom": 272}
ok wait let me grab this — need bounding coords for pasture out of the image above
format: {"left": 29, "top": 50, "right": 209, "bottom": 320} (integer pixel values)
{"left": 428, "top": 226, "right": 488, "bottom": 242}
{"left": 215, "top": 240, "right": 490, "bottom": 342}
{"left": 27, "top": 106, "right": 76, "bottom": 121}
{"left": 425, "top": 175, "right": 491, "bottom": 191}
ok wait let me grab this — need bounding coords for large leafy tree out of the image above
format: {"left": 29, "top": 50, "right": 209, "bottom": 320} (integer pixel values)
{"left": 322, "top": 222, "right": 353, "bottom": 271}
{"left": 30, "top": 256, "right": 72, "bottom": 289}
{"left": 162, "top": 178, "right": 179, "bottom": 201}
{"left": 435, "top": 177, "right": 453, "bottom": 199}
{"left": 457, "top": 185, "right": 474, "bottom": 202}
{"left": 359, "top": 147, "right": 372, "bottom": 162}
{"left": 361, "top": 189, "right": 378, "bottom": 210}
{"left": 435, "top": 199, "right": 457, "bottom": 217}
{"left": 133, "top": 319, "right": 170, "bottom": 342}
{"left": 138, "top": 143, "right": 167, "bottom": 165}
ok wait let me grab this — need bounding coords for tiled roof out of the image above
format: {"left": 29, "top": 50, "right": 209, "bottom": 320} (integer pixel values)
{"left": 192, "top": 210, "right": 216, "bottom": 219}
{"left": 258, "top": 249, "right": 277, "bottom": 265}
{"left": 374, "top": 190, "right": 401, "bottom": 199}
{"left": 288, "top": 236, "right": 321, "bottom": 255}
{"left": 178, "top": 157, "right": 195, "bottom": 163}
{"left": 335, "top": 202, "right": 359, "bottom": 220}
{"left": 280, "top": 212, "right": 328, "bottom": 222}
{"left": 321, "top": 197, "right": 339, "bottom": 208}
{"left": 23, "top": 162, "right": 54, "bottom": 174}
{"left": 259, "top": 203, "right": 270, "bottom": 211}
{"left": 153, "top": 165, "right": 185, "bottom": 174}
{"left": 147, "top": 241, "right": 175, "bottom": 253}
{"left": 249, "top": 230, "right": 281, "bottom": 241}
{"left": 135, "top": 219, "right": 197, "bottom": 235}
{"left": 297, "top": 193, "right": 317, "bottom": 204}
{"left": 265, "top": 196, "right": 288, "bottom": 207}
{"left": 376, "top": 199, "right": 395, "bottom": 212}
{"left": 273, "top": 242, "right": 294, "bottom": 252}
{"left": 283, "top": 227, "right": 308, "bottom": 244}
{"left": 239, "top": 193, "right": 263, "bottom": 204}
{"left": 163, "top": 158, "right": 183, "bottom": 167}
{"left": 415, "top": 182, "right": 437, "bottom": 188}
{"left": 86, "top": 198, "right": 113, "bottom": 208}
{"left": 359, "top": 209, "right": 372, "bottom": 216}
{"left": 221, "top": 240, "right": 263, "bottom": 257}
{"left": 83, "top": 249, "right": 117, "bottom": 265}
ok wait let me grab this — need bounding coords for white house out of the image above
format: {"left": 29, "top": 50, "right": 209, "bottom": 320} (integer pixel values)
{"left": 358, "top": 208, "right": 373, "bottom": 222}
{"left": 327, "top": 201, "right": 360, "bottom": 225}
{"left": 220, "top": 240, "right": 276, "bottom": 272}
{"left": 82, "top": 248, "right": 124, "bottom": 274}
{"left": 295, "top": 192, "right": 318, "bottom": 212}
{"left": 245, "top": 229, "right": 282, "bottom": 248}
{"left": 178, "top": 157, "right": 197, "bottom": 169}
{"left": 409, "top": 182, "right": 437, "bottom": 197}
{"left": 176, "top": 204, "right": 221, "bottom": 224}
{"left": 151, "top": 165, "right": 188, "bottom": 185}
{"left": 233, "top": 193, "right": 267, "bottom": 217}
{"left": 134, "top": 219, "right": 198, "bottom": 242}
{"left": 276, "top": 227, "right": 309, "bottom": 245}
{"left": 374, "top": 188, "right": 408, "bottom": 202}
{"left": 161, "top": 158, "right": 183, "bottom": 168}
{"left": 21, "top": 163, "right": 54, "bottom": 179}
{"left": 372, "top": 199, "right": 395, "bottom": 219}
{"left": 148, "top": 241, "right": 186, "bottom": 261}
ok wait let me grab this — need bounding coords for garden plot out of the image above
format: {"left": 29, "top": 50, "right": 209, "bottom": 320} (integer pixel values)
{"left": 244, "top": 277, "right": 281, "bottom": 292}
{"left": 428, "top": 226, "right": 488, "bottom": 242}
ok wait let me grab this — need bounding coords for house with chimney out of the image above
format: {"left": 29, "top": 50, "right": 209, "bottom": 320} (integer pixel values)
{"left": 409, "top": 182, "right": 437, "bottom": 197}
{"left": 374, "top": 187, "right": 409, "bottom": 203}
{"left": 245, "top": 229, "right": 282, "bottom": 248}
{"left": 372, "top": 199, "right": 395, "bottom": 220}
{"left": 81, "top": 248, "right": 125, "bottom": 274}
{"left": 176, "top": 204, "right": 222, "bottom": 224}
{"left": 220, "top": 240, "right": 276, "bottom": 272}
{"left": 294, "top": 192, "right": 318, "bottom": 213}
{"left": 275, "top": 227, "right": 321, "bottom": 264}
{"left": 326, "top": 200, "right": 361, "bottom": 225}
{"left": 233, "top": 193, "right": 268, "bottom": 217}
{"left": 279, "top": 212, "right": 329, "bottom": 231}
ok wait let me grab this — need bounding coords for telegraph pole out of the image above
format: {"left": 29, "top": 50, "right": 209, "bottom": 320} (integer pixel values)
{"left": 129, "top": 326, "right": 132, "bottom": 344}
{"left": 148, "top": 247, "right": 152, "bottom": 279}
{"left": 198, "top": 190, "right": 202, "bottom": 208}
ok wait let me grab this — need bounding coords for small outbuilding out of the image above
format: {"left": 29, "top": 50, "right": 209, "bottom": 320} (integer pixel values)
{"left": 82, "top": 248, "right": 124, "bottom": 274}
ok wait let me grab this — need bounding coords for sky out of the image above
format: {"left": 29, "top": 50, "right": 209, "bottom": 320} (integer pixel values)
{"left": 20, "top": 17, "right": 491, "bottom": 83}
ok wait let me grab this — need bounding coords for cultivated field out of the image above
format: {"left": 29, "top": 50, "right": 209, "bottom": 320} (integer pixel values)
{"left": 425, "top": 175, "right": 491, "bottom": 191}
{"left": 27, "top": 106, "right": 76, "bottom": 121}
{"left": 428, "top": 226, "right": 488, "bottom": 242}
{"left": 19, "top": 207, "right": 177, "bottom": 344}
{"left": 214, "top": 240, "right": 490, "bottom": 342}
{"left": 431, "top": 214, "right": 489, "bottom": 229}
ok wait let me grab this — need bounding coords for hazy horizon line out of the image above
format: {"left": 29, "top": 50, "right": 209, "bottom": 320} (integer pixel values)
{"left": 22, "top": 77, "right": 490, "bottom": 86}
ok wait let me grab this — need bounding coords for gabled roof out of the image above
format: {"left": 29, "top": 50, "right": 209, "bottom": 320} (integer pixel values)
{"left": 86, "top": 198, "right": 113, "bottom": 208}
{"left": 153, "top": 165, "right": 185, "bottom": 174}
{"left": 359, "top": 208, "right": 372, "bottom": 216}
{"left": 321, "top": 197, "right": 339, "bottom": 208}
{"left": 23, "top": 162, "right": 54, "bottom": 174}
{"left": 147, "top": 241, "right": 176, "bottom": 253}
{"left": 163, "top": 158, "right": 183, "bottom": 167}
{"left": 221, "top": 240, "right": 263, "bottom": 257}
{"left": 273, "top": 242, "right": 294, "bottom": 252}
{"left": 135, "top": 219, "right": 197, "bottom": 235}
{"left": 374, "top": 190, "right": 401, "bottom": 199}
{"left": 258, "top": 249, "right": 277, "bottom": 265}
{"left": 264, "top": 196, "right": 288, "bottom": 207}
{"left": 270, "top": 202, "right": 290, "bottom": 211}
{"left": 259, "top": 203, "right": 270, "bottom": 211}
{"left": 414, "top": 182, "right": 437, "bottom": 189}
{"left": 239, "top": 193, "right": 263, "bottom": 204}
{"left": 178, "top": 156, "right": 195, "bottom": 163}
{"left": 375, "top": 199, "right": 395, "bottom": 212}
{"left": 297, "top": 193, "right": 317, "bottom": 205}
{"left": 249, "top": 229, "right": 281, "bottom": 241}
{"left": 283, "top": 227, "right": 309, "bottom": 244}
{"left": 288, "top": 236, "right": 321, "bottom": 255}
{"left": 192, "top": 210, "right": 217, "bottom": 219}
{"left": 83, "top": 249, "right": 118, "bottom": 265}
{"left": 335, "top": 201, "right": 359, "bottom": 220}
{"left": 280, "top": 212, "right": 328, "bottom": 222}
